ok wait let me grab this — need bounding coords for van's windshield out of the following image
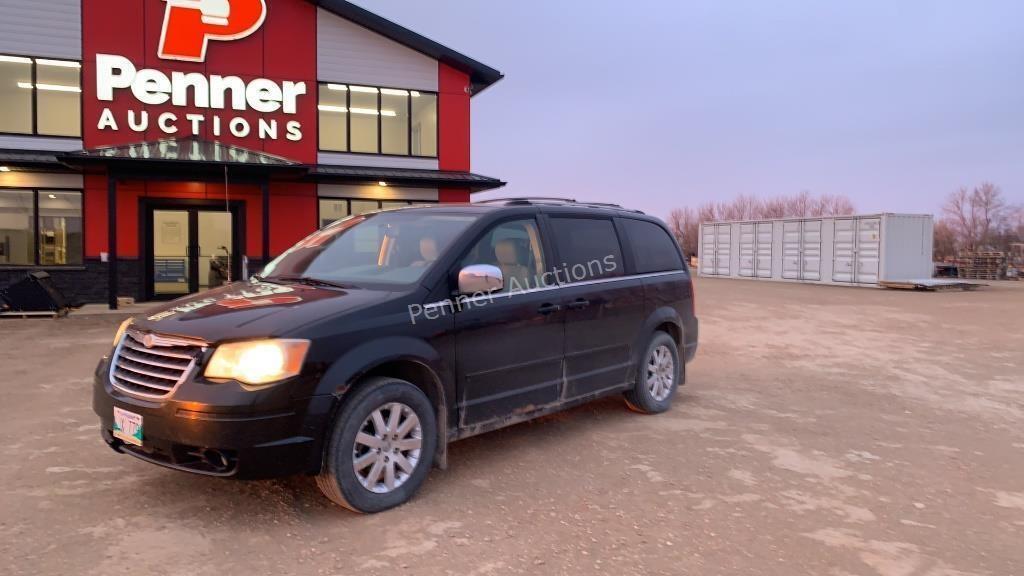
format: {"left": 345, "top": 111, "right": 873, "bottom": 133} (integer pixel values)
{"left": 260, "top": 211, "right": 478, "bottom": 288}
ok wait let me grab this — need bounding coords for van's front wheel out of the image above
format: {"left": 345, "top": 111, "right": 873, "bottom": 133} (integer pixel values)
{"left": 316, "top": 377, "right": 437, "bottom": 513}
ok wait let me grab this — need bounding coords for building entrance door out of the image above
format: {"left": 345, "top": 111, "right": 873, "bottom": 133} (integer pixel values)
{"left": 146, "top": 204, "right": 242, "bottom": 300}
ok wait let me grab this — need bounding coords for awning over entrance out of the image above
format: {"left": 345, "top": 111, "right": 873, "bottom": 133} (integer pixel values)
{"left": 58, "top": 137, "right": 308, "bottom": 179}
{"left": 54, "top": 137, "right": 507, "bottom": 191}
{"left": 311, "top": 164, "right": 506, "bottom": 192}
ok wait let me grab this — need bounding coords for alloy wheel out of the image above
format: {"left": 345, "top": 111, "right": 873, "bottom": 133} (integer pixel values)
{"left": 352, "top": 402, "right": 423, "bottom": 494}
{"left": 646, "top": 345, "right": 675, "bottom": 402}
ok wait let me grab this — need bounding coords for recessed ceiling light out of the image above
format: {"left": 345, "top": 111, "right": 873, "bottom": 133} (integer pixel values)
{"left": 49, "top": 194, "right": 57, "bottom": 199}
{"left": 378, "top": 181, "right": 388, "bottom": 187}
{"left": 0, "top": 166, "right": 10, "bottom": 172}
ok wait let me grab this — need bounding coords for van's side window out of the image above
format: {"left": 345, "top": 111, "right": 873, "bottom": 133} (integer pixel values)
{"left": 461, "top": 219, "right": 547, "bottom": 292}
{"left": 549, "top": 218, "right": 624, "bottom": 282}
{"left": 622, "top": 219, "right": 685, "bottom": 273}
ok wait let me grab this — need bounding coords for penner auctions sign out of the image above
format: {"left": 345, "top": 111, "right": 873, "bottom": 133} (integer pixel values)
{"left": 93, "top": 0, "right": 309, "bottom": 142}
{"left": 95, "top": 54, "right": 307, "bottom": 141}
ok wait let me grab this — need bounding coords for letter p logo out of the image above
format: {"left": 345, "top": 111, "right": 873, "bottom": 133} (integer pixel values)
{"left": 158, "top": 0, "right": 268, "bottom": 62}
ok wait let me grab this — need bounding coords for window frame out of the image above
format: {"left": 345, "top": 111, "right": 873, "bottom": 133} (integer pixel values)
{"left": 316, "top": 81, "right": 439, "bottom": 159}
{"left": 0, "top": 53, "right": 82, "bottom": 139}
{"left": 0, "top": 187, "right": 85, "bottom": 268}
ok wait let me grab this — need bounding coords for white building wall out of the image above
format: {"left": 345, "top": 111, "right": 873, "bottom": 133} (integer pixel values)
{"left": 316, "top": 7, "right": 438, "bottom": 91}
{"left": 0, "top": 136, "right": 83, "bottom": 152}
{"left": 318, "top": 184, "right": 438, "bottom": 202}
{"left": 0, "top": 0, "right": 81, "bottom": 60}
{"left": 0, "top": 172, "right": 83, "bottom": 189}
{"left": 317, "top": 152, "right": 438, "bottom": 170}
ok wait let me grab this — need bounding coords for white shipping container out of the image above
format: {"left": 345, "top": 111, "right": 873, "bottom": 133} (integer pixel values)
{"left": 697, "top": 214, "right": 933, "bottom": 286}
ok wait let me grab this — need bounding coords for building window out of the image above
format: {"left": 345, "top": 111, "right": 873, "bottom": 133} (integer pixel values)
{"left": 0, "top": 189, "right": 83, "bottom": 266}
{"left": 0, "top": 55, "right": 81, "bottom": 137}
{"left": 349, "top": 86, "right": 379, "bottom": 153}
{"left": 381, "top": 89, "right": 409, "bottom": 155}
{"left": 411, "top": 92, "right": 437, "bottom": 157}
{"left": 318, "top": 84, "right": 348, "bottom": 152}
{"left": 318, "top": 198, "right": 435, "bottom": 228}
{"left": 0, "top": 190, "right": 34, "bottom": 265}
{"left": 318, "top": 82, "right": 437, "bottom": 157}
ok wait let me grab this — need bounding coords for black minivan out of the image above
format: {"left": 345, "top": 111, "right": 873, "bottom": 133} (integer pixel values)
{"left": 93, "top": 198, "right": 698, "bottom": 513}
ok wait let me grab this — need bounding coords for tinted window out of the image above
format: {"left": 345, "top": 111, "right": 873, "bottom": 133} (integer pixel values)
{"left": 550, "top": 217, "right": 623, "bottom": 283}
{"left": 622, "top": 219, "right": 684, "bottom": 273}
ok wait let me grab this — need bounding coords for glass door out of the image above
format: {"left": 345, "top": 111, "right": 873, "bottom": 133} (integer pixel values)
{"left": 149, "top": 207, "right": 238, "bottom": 300}
{"left": 153, "top": 210, "right": 191, "bottom": 297}
{"left": 197, "top": 212, "right": 233, "bottom": 291}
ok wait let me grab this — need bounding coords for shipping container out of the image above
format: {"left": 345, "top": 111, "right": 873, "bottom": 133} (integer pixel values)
{"left": 698, "top": 214, "right": 933, "bottom": 286}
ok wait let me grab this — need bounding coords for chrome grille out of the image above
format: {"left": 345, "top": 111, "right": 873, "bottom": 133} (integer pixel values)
{"left": 110, "top": 330, "right": 205, "bottom": 398}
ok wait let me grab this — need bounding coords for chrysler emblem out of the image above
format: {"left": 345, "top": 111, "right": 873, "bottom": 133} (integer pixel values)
{"left": 142, "top": 334, "right": 156, "bottom": 348}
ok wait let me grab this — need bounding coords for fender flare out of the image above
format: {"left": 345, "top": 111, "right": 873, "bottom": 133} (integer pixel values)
{"left": 632, "top": 307, "right": 685, "bottom": 375}
{"left": 316, "top": 336, "right": 453, "bottom": 468}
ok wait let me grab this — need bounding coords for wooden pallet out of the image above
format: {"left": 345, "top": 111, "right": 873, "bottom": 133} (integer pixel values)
{"left": 0, "top": 310, "right": 62, "bottom": 318}
{"left": 881, "top": 280, "right": 982, "bottom": 292}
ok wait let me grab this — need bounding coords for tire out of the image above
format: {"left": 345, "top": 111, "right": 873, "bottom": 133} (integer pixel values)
{"left": 316, "top": 377, "right": 437, "bottom": 513}
{"left": 624, "top": 331, "right": 681, "bottom": 414}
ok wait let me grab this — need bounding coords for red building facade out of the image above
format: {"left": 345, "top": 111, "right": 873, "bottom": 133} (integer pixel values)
{"left": 0, "top": 0, "right": 503, "bottom": 306}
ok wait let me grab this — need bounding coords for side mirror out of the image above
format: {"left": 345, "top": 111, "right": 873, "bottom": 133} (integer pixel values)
{"left": 458, "top": 264, "right": 503, "bottom": 295}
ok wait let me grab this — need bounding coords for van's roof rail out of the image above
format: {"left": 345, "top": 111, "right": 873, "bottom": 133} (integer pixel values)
{"left": 474, "top": 197, "right": 644, "bottom": 214}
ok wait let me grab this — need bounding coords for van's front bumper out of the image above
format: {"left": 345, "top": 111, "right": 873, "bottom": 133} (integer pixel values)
{"left": 92, "top": 358, "right": 335, "bottom": 479}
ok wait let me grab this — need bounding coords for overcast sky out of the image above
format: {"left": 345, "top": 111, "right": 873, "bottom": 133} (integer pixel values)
{"left": 353, "top": 0, "right": 1022, "bottom": 220}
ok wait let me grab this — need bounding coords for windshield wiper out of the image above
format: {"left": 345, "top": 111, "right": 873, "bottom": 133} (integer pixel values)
{"left": 271, "top": 276, "right": 354, "bottom": 290}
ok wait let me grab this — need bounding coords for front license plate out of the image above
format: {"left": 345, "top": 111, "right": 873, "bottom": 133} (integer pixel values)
{"left": 113, "top": 407, "right": 143, "bottom": 447}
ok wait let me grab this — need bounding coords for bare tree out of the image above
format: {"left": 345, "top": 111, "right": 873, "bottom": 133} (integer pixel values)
{"left": 933, "top": 219, "right": 958, "bottom": 260}
{"left": 668, "top": 207, "right": 699, "bottom": 258}
{"left": 684, "top": 191, "right": 856, "bottom": 223}
{"left": 760, "top": 197, "right": 788, "bottom": 219}
{"left": 667, "top": 191, "right": 857, "bottom": 254}
{"left": 785, "top": 191, "right": 814, "bottom": 217}
{"left": 816, "top": 194, "right": 856, "bottom": 216}
{"left": 942, "top": 183, "right": 1009, "bottom": 251}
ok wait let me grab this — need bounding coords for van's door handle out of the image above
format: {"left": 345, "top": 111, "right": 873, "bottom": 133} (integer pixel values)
{"left": 567, "top": 298, "right": 590, "bottom": 310}
{"left": 537, "top": 303, "right": 561, "bottom": 315}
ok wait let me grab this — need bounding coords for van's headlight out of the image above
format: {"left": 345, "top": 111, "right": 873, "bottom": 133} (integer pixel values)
{"left": 205, "top": 339, "right": 311, "bottom": 386}
{"left": 112, "top": 318, "right": 132, "bottom": 347}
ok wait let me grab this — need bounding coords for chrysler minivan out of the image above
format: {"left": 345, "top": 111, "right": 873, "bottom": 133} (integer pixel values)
{"left": 93, "top": 198, "right": 698, "bottom": 513}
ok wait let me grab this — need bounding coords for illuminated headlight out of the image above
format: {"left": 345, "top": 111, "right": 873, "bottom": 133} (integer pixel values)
{"left": 112, "top": 318, "right": 132, "bottom": 347}
{"left": 205, "top": 339, "right": 311, "bottom": 386}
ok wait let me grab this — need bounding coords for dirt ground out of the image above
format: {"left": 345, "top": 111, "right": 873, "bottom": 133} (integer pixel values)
{"left": 1, "top": 278, "right": 1022, "bottom": 576}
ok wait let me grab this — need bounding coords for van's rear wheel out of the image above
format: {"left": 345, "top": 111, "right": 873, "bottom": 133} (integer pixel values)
{"left": 317, "top": 377, "right": 436, "bottom": 513}
{"left": 625, "top": 331, "right": 680, "bottom": 414}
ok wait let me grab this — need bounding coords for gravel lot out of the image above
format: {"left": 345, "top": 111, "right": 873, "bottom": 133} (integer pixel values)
{"left": 1, "top": 278, "right": 1022, "bottom": 576}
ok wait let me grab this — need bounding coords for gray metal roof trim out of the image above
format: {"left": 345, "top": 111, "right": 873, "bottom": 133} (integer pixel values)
{"left": 0, "top": 149, "right": 64, "bottom": 165}
{"left": 313, "top": 165, "right": 503, "bottom": 183}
